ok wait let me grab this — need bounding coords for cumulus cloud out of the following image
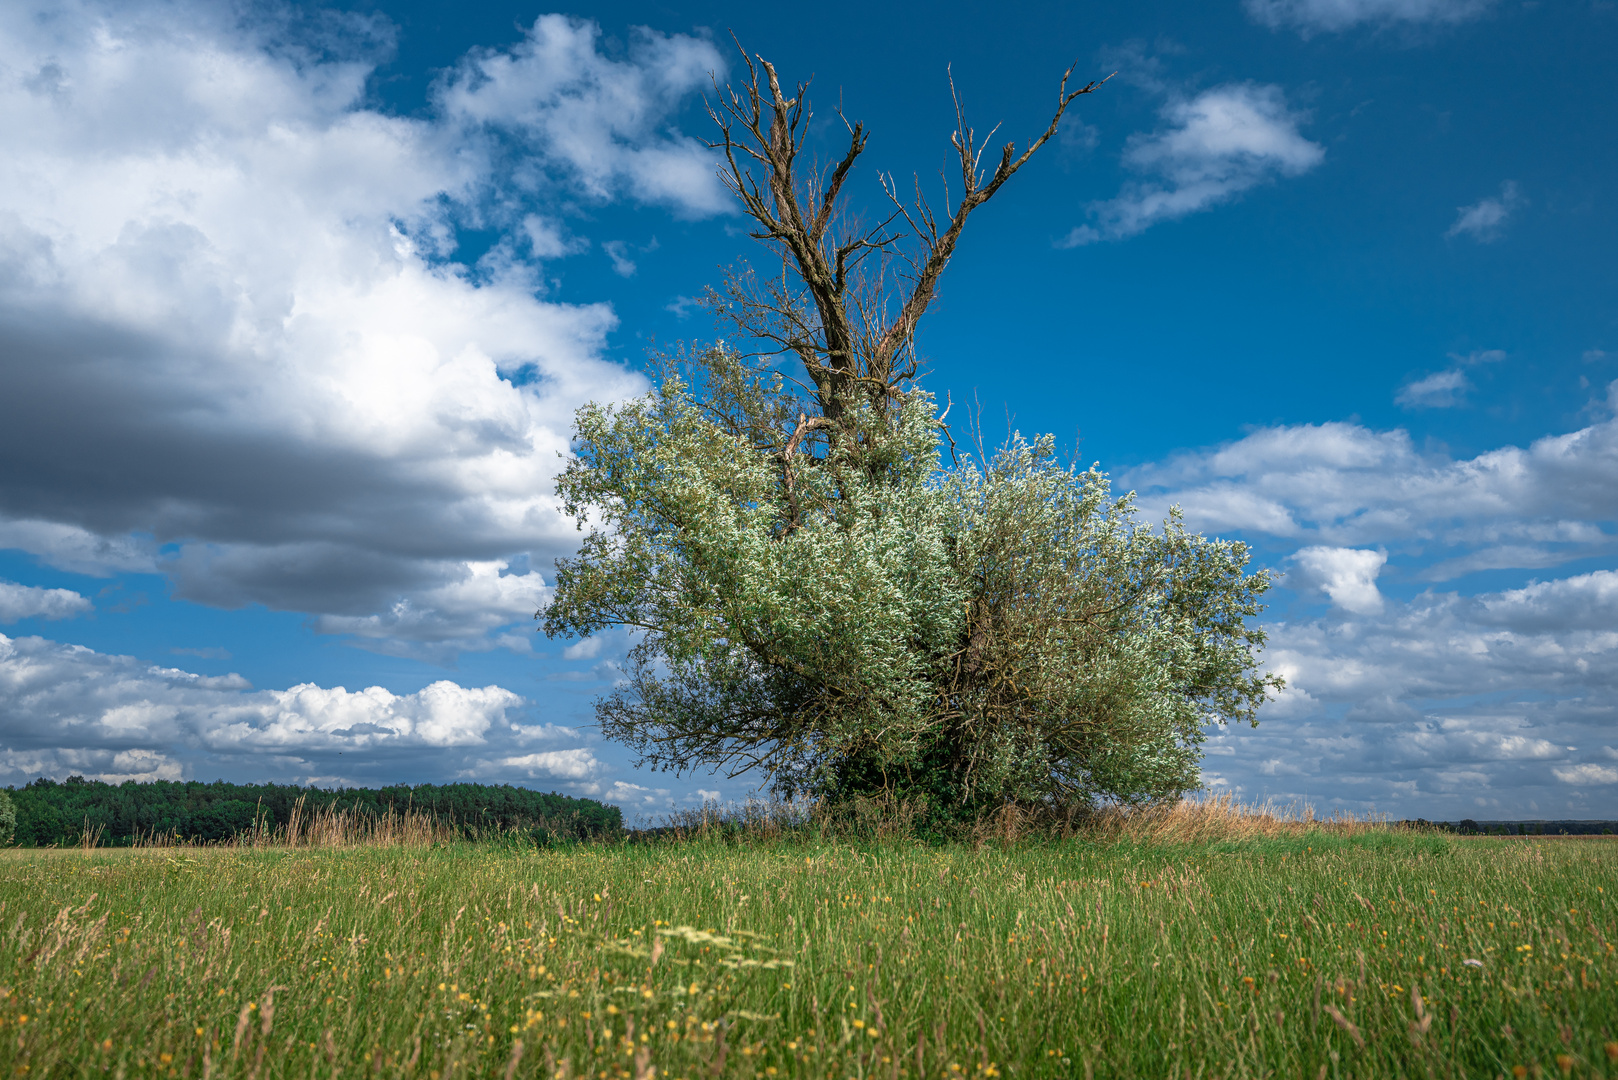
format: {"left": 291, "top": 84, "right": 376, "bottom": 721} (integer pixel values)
{"left": 312, "top": 560, "right": 551, "bottom": 662}
{"left": 1446, "top": 181, "right": 1524, "bottom": 242}
{"left": 585, "top": 780, "right": 675, "bottom": 810}
{"left": 1245, "top": 0, "right": 1493, "bottom": 34}
{"left": 436, "top": 14, "right": 726, "bottom": 216}
{"left": 1268, "top": 570, "right": 1618, "bottom": 704}
{"left": 0, "top": 630, "right": 674, "bottom": 800}
{"left": 1288, "top": 547, "right": 1386, "bottom": 614}
{"left": 496, "top": 749, "right": 602, "bottom": 781}
{"left": 0, "top": 580, "right": 92, "bottom": 622}
{"left": 0, "top": 1, "right": 727, "bottom": 659}
{"left": 1554, "top": 764, "right": 1618, "bottom": 785}
{"left": 0, "top": 630, "right": 513, "bottom": 754}
{"left": 1129, "top": 386, "right": 1618, "bottom": 816}
{"left": 1128, "top": 379, "right": 1618, "bottom": 568}
{"left": 1061, "top": 83, "right": 1323, "bottom": 246}
{"left": 1202, "top": 570, "right": 1618, "bottom": 816}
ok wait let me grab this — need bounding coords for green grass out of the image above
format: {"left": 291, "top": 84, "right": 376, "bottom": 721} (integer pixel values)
{"left": 0, "top": 833, "right": 1614, "bottom": 1079}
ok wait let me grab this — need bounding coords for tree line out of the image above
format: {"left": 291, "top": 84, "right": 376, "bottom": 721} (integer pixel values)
{"left": 2, "top": 777, "right": 620, "bottom": 846}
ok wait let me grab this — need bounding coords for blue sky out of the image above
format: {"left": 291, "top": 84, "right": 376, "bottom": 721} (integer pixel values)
{"left": 1, "top": 0, "right": 1614, "bottom": 820}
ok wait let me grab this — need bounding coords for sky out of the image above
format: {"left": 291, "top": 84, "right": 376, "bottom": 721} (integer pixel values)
{"left": 0, "top": 0, "right": 1614, "bottom": 822}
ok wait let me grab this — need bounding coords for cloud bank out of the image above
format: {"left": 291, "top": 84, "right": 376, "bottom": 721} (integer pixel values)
{"left": 1131, "top": 382, "right": 1618, "bottom": 816}
{"left": 1128, "top": 380, "right": 1618, "bottom": 567}
{"left": 0, "top": 1, "right": 724, "bottom": 660}
{"left": 1203, "top": 568, "right": 1618, "bottom": 817}
{"left": 0, "top": 631, "right": 674, "bottom": 807}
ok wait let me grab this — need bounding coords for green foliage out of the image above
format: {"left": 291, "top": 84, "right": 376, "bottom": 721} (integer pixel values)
{"left": 5, "top": 777, "right": 620, "bottom": 846}
{"left": 546, "top": 349, "right": 1279, "bottom": 815}
{"left": 0, "top": 789, "right": 14, "bottom": 846}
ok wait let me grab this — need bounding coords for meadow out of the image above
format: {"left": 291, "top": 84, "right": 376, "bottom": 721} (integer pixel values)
{"left": 0, "top": 812, "right": 1614, "bottom": 1079}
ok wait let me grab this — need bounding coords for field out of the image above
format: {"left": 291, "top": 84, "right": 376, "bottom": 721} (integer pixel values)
{"left": 0, "top": 823, "right": 1614, "bottom": 1079}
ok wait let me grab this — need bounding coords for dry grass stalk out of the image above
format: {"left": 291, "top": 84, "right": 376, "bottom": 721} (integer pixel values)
{"left": 229, "top": 796, "right": 461, "bottom": 850}
{"left": 965, "top": 791, "right": 1392, "bottom": 845}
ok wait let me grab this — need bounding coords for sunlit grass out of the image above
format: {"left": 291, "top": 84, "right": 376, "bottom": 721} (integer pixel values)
{"left": 1, "top": 829, "right": 1614, "bottom": 1078}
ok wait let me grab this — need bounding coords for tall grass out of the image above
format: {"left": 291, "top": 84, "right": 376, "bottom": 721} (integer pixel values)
{"left": 232, "top": 796, "right": 463, "bottom": 849}
{"left": 0, "top": 815, "right": 1613, "bottom": 1078}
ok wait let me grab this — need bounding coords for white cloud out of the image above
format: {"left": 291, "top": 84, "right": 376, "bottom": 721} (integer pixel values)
{"left": 0, "top": 2, "right": 729, "bottom": 658}
{"left": 1419, "top": 544, "right": 1572, "bottom": 582}
{"left": 521, "top": 216, "right": 587, "bottom": 260}
{"left": 1447, "top": 181, "right": 1524, "bottom": 242}
{"left": 664, "top": 295, "right": 700, "bottom": 319}
{"left": 1288, "top": 547, "right": 1387, "bottom": 613}
{"left": 1552, "top": 764, "right": 1618, "bottom": 786}
{"left": 562, "top": 636, "right": 604, "bottom": 661}
{"left": 599, "top": 780, "right": 673, "bottom": 808}
{"left": 509, "top": 722, "right": 581, "bottom": 742}
{"left": 0, "top": 581, "right": 92, "bottom": 622}
{"left": 1203, "top": 570, "right": 1618, "bottom": 814}
{"left": 1062, "top": 83, "right": 1323, "bottom": 246}
{"left": 550, "top": 779, "right": 674, "bottom": 810}
{"left": 435, "top": 14, "right": 727, "bottom": 216}
{"left": 100, "top": 749, "right": 186, "bottom": 783}
{"left": 312, "top": 560, "right": 550, "bottom": 660}
{"left": 602, "top": 240, "right": 638, "bottom": 277}
{"left": 0, "top": 630, "right": 520, "bottom": 753}
{"left": 1396, "top": 368, "right": 1471, "bottom": 409}
{"left": 497, "top": 749, "right": 602, "bottom": 780}
{"left": 1245, "top": 0, "right": 1493, "bottom": 34}
{"left": 0, "top": 746, "right": 185, "bottom": 785}
{"left": 0, "top": 630, "right": 541, "bottom": 787}
{"left": 1128, "top": 379, "right": 1618, "bottom": 560}
{"left": 1477, "top": 569, "right": 1618, "bottom": 632}
{"left": 1395, "top": 350, "right": 1503, "bottom": 410}
{"left": 1125, "top": 385, "right": 1618, "bottom": 816}
{"left": 0, "top": 629, "right": 699, "bottom": 802}
{"left": 0, "top": 521, "right": 155, "bottom": 577}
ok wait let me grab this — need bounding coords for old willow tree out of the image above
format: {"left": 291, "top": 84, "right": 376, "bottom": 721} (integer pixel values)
{"left": 542, "top": 50, "right": 1281, "bottom": 820}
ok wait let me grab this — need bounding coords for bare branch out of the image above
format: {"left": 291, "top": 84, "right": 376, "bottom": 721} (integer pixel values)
{"left": 706, "top": 40, "right": 1108, "bottom": 439}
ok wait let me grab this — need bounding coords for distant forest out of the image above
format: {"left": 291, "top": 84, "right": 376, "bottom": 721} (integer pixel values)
{"left": 6, "top": 777, "right": 621, "bottom": 846}
{"left": 1438, "top": 819, "right": 1617, "bottom": 836}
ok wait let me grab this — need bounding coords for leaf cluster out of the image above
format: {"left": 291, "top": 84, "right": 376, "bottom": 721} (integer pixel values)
{"left": 545, "top": 348, "right": 1279, "bottom": 814}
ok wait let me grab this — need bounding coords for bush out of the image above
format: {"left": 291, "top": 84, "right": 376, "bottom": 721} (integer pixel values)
{"left": 547, "top": 351, "right": 1278, "bottom": 821}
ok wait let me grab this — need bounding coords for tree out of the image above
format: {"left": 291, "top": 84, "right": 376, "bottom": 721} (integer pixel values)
{"left": 542, "top": 48, "right": 1280, "bottom": 819}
